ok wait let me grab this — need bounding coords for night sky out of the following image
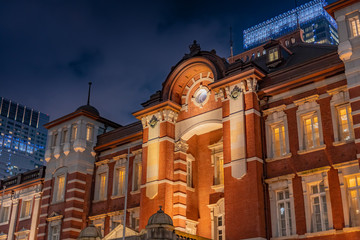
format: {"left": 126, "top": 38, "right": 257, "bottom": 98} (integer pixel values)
{"left": 0, "top": 0, "right": 337, "bottom": 125}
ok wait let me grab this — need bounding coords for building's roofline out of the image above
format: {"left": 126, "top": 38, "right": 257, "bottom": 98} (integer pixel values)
{"left": 44, "top": 109, "right": 121, "bottom": 129}
{"left": 0, "top": 166, "right": 46, "bottom": 194}
{"left": 325, "top": 0, "right": 358, "bottom": 17}
{"left": 95, "top": 121, "right": 142, "bottom": 152}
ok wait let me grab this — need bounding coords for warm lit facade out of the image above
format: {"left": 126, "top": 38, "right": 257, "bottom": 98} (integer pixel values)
{"left": 0, "top": 1, "right": 360, "bottom": 240}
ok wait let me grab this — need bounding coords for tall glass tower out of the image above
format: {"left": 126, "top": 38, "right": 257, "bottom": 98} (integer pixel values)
{"left": 243, "top": 0, "right": 338, "bottom": 49}
{"left": 0, "top": 97, "right": 49, "bottom": 179}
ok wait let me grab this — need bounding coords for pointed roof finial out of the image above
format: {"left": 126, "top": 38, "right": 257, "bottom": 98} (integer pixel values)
{"left": 158, "top": 205, "right": 163, "bottom": 212}
{"left": 87, "top": 82, "right": 92, "bottom": 105}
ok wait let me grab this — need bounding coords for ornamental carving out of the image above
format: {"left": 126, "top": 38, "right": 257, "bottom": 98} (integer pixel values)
{"left": 174, "top": 139, "right": 189, "bottom": 152}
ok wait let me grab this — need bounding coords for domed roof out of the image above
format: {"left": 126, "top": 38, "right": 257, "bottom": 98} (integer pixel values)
{"left": 76, "top": 104, "right": 100, "bottom": 116}
{"left": 77, "top": 224, "right": 102, "bottom": 239}
{"left": 147, "top": 206, "right": 173, "bottom": 226}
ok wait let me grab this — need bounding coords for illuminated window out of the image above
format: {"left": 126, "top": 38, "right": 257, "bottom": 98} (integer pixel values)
{"left": 214, "top": 156, "right": 224, "bottom": 186}
{"left": 276, "top": 190, "right": 293, "bottom": 237}
{"left": 0, "top": 206, "right": 10, "bottom": 223}
{"left": 54, "top": 175, "right": 66, "bottom": 202}
{"left": 20, "top": 199, "right": 32, "bottom": 218}
{"left": 337, "top": 105, "right": 354, "bottom": 141}
{"left": 347, "top": 175, "right": 360, "bottom": 227}
{"left": 95, "top": 164, "right": 108, "bottom": 201}
{"left": 310, "top": 182, "right": 329, "bottom": 232}
{"left": 71, "top": 124, "right": 77, "bottom": 141}
{"left": 99, "top": 172, "right": 107, "bottom": 200}
{"left": 271, "top": 124, "right": 287, "bottom": 158}
{"left": 114, "top": 167, "right": 125, "bottom": 196}
{"left": 86, "top": 125, "right": 93, "bottom": 141}
{"left": 349, "top": 16, "right": 360, "bottom": 37}
{"left": 268, "top": 48, "right": 279, "bottom": 62}
{"left": 133, "top": 161, "right": 142, "bottom": 192}
{"left": 187, "top": 160, "right": 193, "bottom": 188}
{"left": 300, "top": 112, "right": 321, "bottom": 150}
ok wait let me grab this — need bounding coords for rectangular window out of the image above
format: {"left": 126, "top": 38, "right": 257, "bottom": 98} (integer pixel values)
{"left": 114, "top": 167, "right": 125, "bottom": 196}
{"left": 349, "top": 17, "right": 360, "bottom": 37}
{"left": 302, "top": 114, "right": 320, "bottom": 149}
{"left": 71, "top": 125, "right": 77, "bottom": 141}
{"left": 52, "top": 133, "right": 58, "bottom": 147}
{"left": 50, "top": 225, "right": 60, "bottom": 240}
{"left": 133, "top": 162, "right": 142, "bottom": 192}
{"left": 187, "top": 160, "right": 193, "bottom": 188}
{"left": 347, "top": 175, "right": 360, "bottom": 227}
{"left": 337, "top": 105, "right": 354, "bottom": 141}
{"left": 131, "top": 216, "right": 140, "bottom": 231}
{"left": 21, "top": 200, "right": 31, "bottom": 218}
{"left": 310, "top": 182, "right": 329, "bottom": 232}
{"left": 271, "top": 124, "right": 286, "bottom": 158}
{"left": 56, "top": 175, "right": 65, "bottom": 202}
{"left": 99, "top": 173, "right": 107, "bottom": 200}
{"left": 214, "top": 157, "right": 224, "bottom": 185}
{"left": 61, "top": 129, "right": 67, "bottom": 144}
{"left": 269, "top": 48, "right": 279, "bottom": 62}
{"left": 86, "top": 125, "right": 93, "bottom": 141}
{"left": 216, "top": 216, "right": 224, "bottom": 240}
{"left": 277, "top": 190, "right": 293, "bottom": 237}
{"left": 0, "top": 206, "right": 10, "bottom": 223}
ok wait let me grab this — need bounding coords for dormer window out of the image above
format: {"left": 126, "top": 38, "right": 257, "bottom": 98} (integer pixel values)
{"left": 268, "top": 48, "right": 279, "bottom": 62}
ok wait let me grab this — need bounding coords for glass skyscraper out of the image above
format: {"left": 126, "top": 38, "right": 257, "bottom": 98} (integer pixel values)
{"left": 0, "top": 97, "right": 49, "bottom": 179}
{"left": 243, "top": 0, "right": 339, "bottom": 49}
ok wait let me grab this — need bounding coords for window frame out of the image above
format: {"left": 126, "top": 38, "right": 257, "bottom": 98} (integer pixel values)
{"left": 300, "top": 170, "right": 333, "bottom": 234}
{"left": 329, "top": 88, "right": 354, "bottom": 145}
{"left": 52, "top": 167, "right": 67, "bottom": 204}
{"left": 132, "top": 151, "right": 142, "bottom": 193}
{"left": 19, "top": 198, "right": 33, "bottom": 220}
{"left": 94, "top": 164, "right": 109, "bottom": 202}
{"left": 295, "top": 97, "right": 325, "bottom": 153}
{"left": 347, "top": 12, "right": 360, "bottom": 38}
{"left": 264, "top": 105, "right": 291, "bottom": 161}
{"left": 268, "top": 47, "right": 279, "bottom": 62}
{"left": 112, "top": 158, "right": 126, "bottom": 198}
{"left": 0, "top": 202, "right": 11, "bottom": 224}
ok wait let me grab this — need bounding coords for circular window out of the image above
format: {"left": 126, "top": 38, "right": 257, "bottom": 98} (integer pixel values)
{"left": 195, "top": 88, "right": 208, "bottom": 104}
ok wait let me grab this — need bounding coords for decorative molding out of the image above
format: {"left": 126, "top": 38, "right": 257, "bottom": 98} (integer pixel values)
{"left": 294, "top": 94, "right": 319, "bottom": 106}
{"left": 174, "top": 139, "right": 189, "bottom": 152}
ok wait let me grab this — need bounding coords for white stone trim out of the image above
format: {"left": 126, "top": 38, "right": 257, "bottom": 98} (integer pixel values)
{"left": 66, "top": 188, "right": 86, "bottom": 194}
{"left": 174, "top": 170, "right": 187, "bottom": 175}
{"left": 173, "top": 215, "right": 187, "bottom": 220}
{"left": 173, "top": 203, "right": 186, "bottom": 209}
{"left": 173, "top": 192, "right": 187, "bottom": 198}
{"left": 62, "top": 228, "right": 81, "bottom": 232}
{"left": 245, "top": 109, "right": 261, "bottom": 116}
{"left": 65, "top": 207, "right": 83, "bottom": 212}
{"left": 67, "top": 179, "right": 86, "bottom": 185}
{"left": 63, "top": 217, "right": 83, "bottom": 222}
{"left": 66, "top": 197, "right": 84, "bottom": 202}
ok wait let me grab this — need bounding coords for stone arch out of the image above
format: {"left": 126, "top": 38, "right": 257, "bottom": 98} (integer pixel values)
{"left": 176, "top": 119, "right": 222, "bottom": 141}
{"left": 162, "top": 54, "right": 227, "bottom": 105}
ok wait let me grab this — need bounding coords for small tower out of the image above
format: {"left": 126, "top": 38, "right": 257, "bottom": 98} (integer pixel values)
{"left": 37, "top": 84, "right": 120, "bottom": 240}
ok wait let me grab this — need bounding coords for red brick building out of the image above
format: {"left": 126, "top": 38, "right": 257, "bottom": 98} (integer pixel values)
{"left": 0, "top": 1, "right": 360, "bottom": 240}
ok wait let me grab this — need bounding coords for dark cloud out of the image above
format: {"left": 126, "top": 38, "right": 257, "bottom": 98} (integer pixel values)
{"left": 68, "top": 49, "right": 103, "bottom": 77}
{"left": 0, "top": 0, "right": 339, "bottom": 125}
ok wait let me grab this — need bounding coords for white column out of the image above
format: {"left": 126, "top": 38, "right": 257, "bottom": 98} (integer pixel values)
{"left": 63, "top": 125, "right": 71, "bottom": 155}
{"left": 44, "top": 131, "right": 53, "bottom": 162}
{"left": 74, "top": 120, "right": 86, "bottom": 152}
{"left": 91, "top": 125, "right": 99, "bottom": 157}
{"left": 8, "top": 199, "right": 19, "bottom": 240}
{"left": 29, "top": 194, "right": 41, "bottom": 240}
{"left": 53, "top": 128, "right": 62, "bottom": 159}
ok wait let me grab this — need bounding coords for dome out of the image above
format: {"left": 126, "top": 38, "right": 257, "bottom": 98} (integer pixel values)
{"left": 76, "top": 104, "right": 100, "bottom": 116}
{"left": 77, "top": 224, "right": 102, "bottom": 239}
{"left": 147, "top": 206, "right": 173, "bottom": 226}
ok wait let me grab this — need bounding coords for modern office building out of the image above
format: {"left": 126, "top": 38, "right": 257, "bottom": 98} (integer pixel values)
{"left": 243, "top": 0, "right": 339, "bottom": 49}
{"left": 0, "top": 97, "right": 49, "bottom": 178}
{"left": 0, "top": 0, "right": 360, "bottom": 240}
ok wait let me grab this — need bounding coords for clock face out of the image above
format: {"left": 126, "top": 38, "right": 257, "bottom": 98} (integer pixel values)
{"left": 195, "top": 88, "right": 208, "bottom": 104}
